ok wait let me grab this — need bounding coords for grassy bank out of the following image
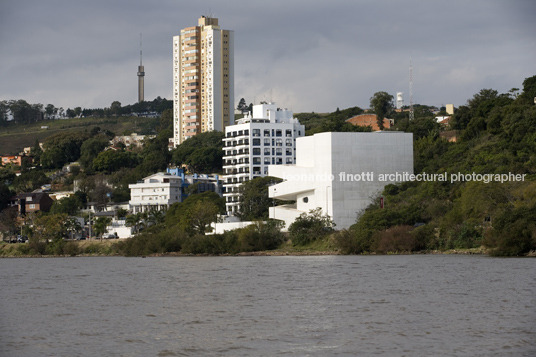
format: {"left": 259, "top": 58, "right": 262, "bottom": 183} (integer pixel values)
{"left": 0, "top": 236, "right": 498, "bottom": 258}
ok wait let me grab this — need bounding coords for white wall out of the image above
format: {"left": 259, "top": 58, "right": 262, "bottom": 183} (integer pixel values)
{"left": 269, "top": 132, "right": 413, "bottom": 230}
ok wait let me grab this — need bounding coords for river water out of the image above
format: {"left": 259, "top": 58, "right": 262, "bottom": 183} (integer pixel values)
{"left": 0, "top": 255, "right": 534, "bottom": 356}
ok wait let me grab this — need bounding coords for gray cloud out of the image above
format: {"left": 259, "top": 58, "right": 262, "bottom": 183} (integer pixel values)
{"left": 0, "top": 0, "right": 534, "bottom": 113}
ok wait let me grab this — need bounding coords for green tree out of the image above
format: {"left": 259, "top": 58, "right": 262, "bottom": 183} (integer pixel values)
{"left": 0, "top": 183, "right": 13, "bottom": 210}
{"left": 41, "top": 131, "right": 89, "bottom": 169}
{"left": 171, "top": 131, "right": 224, "bottom": 173}
{"left": 93, "top": 217, "right": 112, "bottom": 240}
{"left": 237, "top": 176, "right": 282, "bottom": 220}
{"left": 32, "top": 213, "right": 68, "bottom": 243}
{"left": 93, "top": 150, "right": 139, "bottom": 173}
{"left": 50, "top": 195, "right": 83, "bottom": 216}
{"left": 288, "top": 208, "right": 335, "bottom": 246}
{"left": 166, "top": 191, "right": 225, "bottom": 234}
{"left": 9, "top": 99, "right": 43, "bottom": 124}
{"left": 44, "top": 104, "right": 56, "bottom": 119}
{"left": 237, "top": 98, "right": 248, "bottom": 113}
{"left": 370, "top": 91, "right": 394, "bottom": 130}
{"left": 110, "top": 101, "right": 122, "bottom": 116}
{"left": 65, "top": 216, "right": 82, "bottom": 240}
{"left": 79, "top": 135, "right": 110, "bottom": 170}
{"left": 126, "top": 212, "right": 147, "bottom": 234}
{"left": 0, "top": 167, "right": 16, "bottom": 185}
{"left": 517, "top": 75, "right": 536, "bottom": 105}
{"left": 30, "top": 139, "right": 43, "bottom": 166}
{"left": 12, "top": 170, "right": 50, "bottom": 193}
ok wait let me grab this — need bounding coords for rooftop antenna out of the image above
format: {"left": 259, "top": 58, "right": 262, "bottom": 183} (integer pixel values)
{"left": 409, "top": 57, "right": 414, "bottom": 121}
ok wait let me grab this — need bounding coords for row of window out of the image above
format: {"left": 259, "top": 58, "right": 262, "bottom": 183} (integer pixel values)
{"left": 252, "top": 148, "right": 293, "bottom": 156}
{"left": 226, "top": 129, "right": 300, "bottom": 138}
{"left": 250, "top": 138, "right": 294, "bottom": 147}
{"left": 252, "top": 129, "right": 293, "bottom": 137}
{"left": 223, "top": 157, "right": 294, "bottom": 175}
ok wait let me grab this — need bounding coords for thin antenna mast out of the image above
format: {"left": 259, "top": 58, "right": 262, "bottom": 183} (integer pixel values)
{"left": 409, "top": 57, "right": 414, "bottom": 121}
{"left": 139, "top": 33, "right": 143, "bottom": 66}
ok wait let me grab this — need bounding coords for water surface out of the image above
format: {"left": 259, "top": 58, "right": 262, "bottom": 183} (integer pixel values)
{"left": 1, "top": 255, "right": 534, "bottom": 356}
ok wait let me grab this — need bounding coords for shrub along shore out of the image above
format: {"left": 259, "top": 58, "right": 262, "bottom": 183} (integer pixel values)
{"left": 3, "top": 234, "right": 530, "bottom": 258}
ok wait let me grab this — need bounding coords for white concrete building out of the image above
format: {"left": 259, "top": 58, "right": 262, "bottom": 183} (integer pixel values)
{"left": 268, "top": 132, "right": 414, "bottom": 230}
{"left": 129, "top": 168, "right": 222, "bottom": 213}
{"left": 222, "top": 103, "right": 305, "bottom": 215}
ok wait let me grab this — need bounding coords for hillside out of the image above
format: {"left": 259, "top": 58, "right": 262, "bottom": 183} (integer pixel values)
{"left": 336, "top": 75, "right": 536, "bottom": 256}
{"left": 0, "top": 116, "right": 160, "bottom": 155}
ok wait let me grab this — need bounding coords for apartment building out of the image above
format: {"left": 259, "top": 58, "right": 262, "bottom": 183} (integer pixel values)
{"left": 222, "top": 103, "right": 305, "bottom": 215}
{"left": 172, "top": 16, "right": 234, "bottom": 146}
{"left": 129, "top": 168, "right": 222, "bottom": 213}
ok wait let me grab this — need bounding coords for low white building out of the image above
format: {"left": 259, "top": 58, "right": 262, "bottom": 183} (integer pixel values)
{"left": 268, "top": 132, "right": 414, "bottom": 230}
{"left": 105, "top": 218, "right": 134, "bottom": 239}
{"left": 129, "top": 168, "right": 222, "bottom": 213}
{"left": 222, "top": 102, "right": 305, "bottom": 215}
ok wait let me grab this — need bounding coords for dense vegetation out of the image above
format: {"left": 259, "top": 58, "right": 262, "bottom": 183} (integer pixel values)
{"left": 336, "top": 75, "right": 536, "bottom": 256}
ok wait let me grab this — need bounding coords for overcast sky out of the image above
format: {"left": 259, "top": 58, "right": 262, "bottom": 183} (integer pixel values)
{"left": 0, "top": 0, "right": 534, "bottom": 113}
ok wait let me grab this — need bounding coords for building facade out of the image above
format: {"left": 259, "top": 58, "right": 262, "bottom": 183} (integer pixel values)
{"left": 268, "top": 132, "right": 414, "bottom": 230}
{"left": 129, "top": 168, "right": 222, "bottom": 213}
{"left": 222, "top": 103, "right": 305, "bottom": 215}
{"left": 172, "top": 16, "right": 234, "bottom": 146}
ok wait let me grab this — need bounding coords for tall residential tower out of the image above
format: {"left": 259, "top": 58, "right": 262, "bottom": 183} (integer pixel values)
{"left": 172, "top": 16, "right": 234, "bottom": 146}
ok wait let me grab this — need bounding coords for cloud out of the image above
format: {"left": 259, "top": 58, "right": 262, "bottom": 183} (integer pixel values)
{"left": 0, "top": 0, "right": 534, "bottom": 113}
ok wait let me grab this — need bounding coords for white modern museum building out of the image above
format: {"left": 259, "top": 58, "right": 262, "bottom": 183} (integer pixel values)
{"left": 268, "top": 132, "right": 414, "bottom": 230}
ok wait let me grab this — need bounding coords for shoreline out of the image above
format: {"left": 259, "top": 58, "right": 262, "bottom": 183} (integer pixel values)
{"left": 2, "top": 240, "right": 534, "bottom": 258}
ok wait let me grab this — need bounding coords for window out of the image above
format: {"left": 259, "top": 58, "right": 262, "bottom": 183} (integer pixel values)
{"left": 264, "top": 148, "right": 270, "bottom": 155}
{"left": 286, "top": 148, "right": 292, "bottom": 156}
{"left": 276, "top": 130, "right": 282, "bottom": 137}
{"left": 253, "top": 157, "right": 261, "bottom": 164}
{"left": 276, "top": 148, "right": 282, "bottom": 156}
{"left": 252, "top": 129, "right": 260, "bottom": 137}
{"left": 303, "top": 197, "right": 309, "bottom": 203}
{"left": 286, "top": 129, "right": 292, "bottom": 137}
{"left": 252, "top": 138, "right": 261, "bottom": 146}
{"left": 286, "top": 139, "right": 293, "bottom": 146}
{"left": 253, "top": 148, "right": 261, "bottom": 155}
{"left": 264, "top": 138, "right": 270, "bottom": 146}
{"left": 286, "top": 157, "right": 293, "bottom": 164}
{"left": 264, "top": 129, "right": 270, "bottom": 137}
{"left": 276, "top": 139, "right": 283, "bottom": 146}
{"left": 264, "top": 157, "right": 271, "bottom": 164}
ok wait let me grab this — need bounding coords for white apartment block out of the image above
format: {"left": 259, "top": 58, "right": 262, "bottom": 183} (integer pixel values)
{"left": 222, "top": 103, "right": 305, "bottom": 215}
{"left": 129, "top": 168, "right": 222, "bottom": 213}
{"left": 172, "top": 16, "right": 234, "bottom": 146}
{"left": 268, "top": 132, "right": 414, "bottom": 230}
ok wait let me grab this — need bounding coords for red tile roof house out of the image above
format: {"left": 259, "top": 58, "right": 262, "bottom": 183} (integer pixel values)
{"left": 13, "top": 192, "right": 54, "bottom": 216}
{"left": 1, "top": 155, "right": 23, "bottom": 166}
{"left": 346, "top": 114, "right": 393, "bottom": 131}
